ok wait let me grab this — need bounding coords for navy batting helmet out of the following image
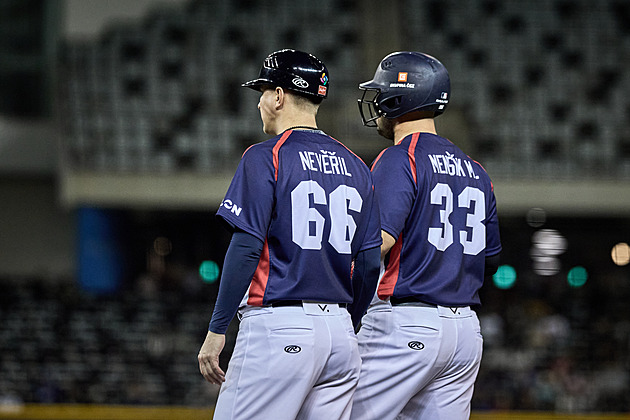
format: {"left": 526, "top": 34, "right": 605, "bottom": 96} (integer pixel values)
{"left": 358, "top": 52, "right": 450, "bottom": 126}
{"left": 242, "top": 49, "right": 329, "bottom": 100}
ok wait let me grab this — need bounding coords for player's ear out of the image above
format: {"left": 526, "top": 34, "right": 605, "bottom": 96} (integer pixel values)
{"left": 275, "top": 87, "right": 285, "bottom": 109}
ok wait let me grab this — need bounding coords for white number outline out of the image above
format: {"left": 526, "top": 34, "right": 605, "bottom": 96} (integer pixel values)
{"left": 428, "top": 183, "right": 486, "bottom": 256}
{"left": 291, "top": 180, "right": 363, "bottom": 254}
{"left": 428, "top": 183, "right": 454, "bottom": 251}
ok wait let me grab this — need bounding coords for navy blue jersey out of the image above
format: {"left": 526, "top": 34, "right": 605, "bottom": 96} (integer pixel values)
{"left": 217, "top": 129, "right": 382, "bottom": 307}
{"left": 372, "top": 132, "right": 501, "bottom": 307}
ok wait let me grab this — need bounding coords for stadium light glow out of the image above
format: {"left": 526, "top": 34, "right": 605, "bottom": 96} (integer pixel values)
{"left": 611, "top": 242, "right": 630, "bottom": 266}
{"left": 531, "top": 229, "right": 566, "bottom": 276}
{"left": 567, "top": 266, "right": 588, "bottom": 288}
{"left": 199, "top": 260, "right": 220, "bottom": 283}
{"left": 493, "top": 265, "right": 517, "bottom": 289}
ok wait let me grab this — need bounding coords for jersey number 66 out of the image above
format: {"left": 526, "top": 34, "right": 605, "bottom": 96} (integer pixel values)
{"left": 291, "top": 180, "right": 363, "bottom": 255}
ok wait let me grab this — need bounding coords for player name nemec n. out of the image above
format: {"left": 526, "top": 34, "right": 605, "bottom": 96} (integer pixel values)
{"left": 299, "top": 150, "right": 352, "bottom": 177}
{"left": 428, "top": 151, "right": 479, "bottom": 180}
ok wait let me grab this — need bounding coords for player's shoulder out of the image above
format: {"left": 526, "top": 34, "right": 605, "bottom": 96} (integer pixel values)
{"left": 314, "top": 132, "right": 371, "bottom": 168}
{"left": 377, "top": 143, "right": 408, "bottom": 161}
{"left": 427, "top": 134, "right": 488, "bottom": 170}
{"left": 455, "top": 151, "right": 495, "bottom": 192}
{"left": 370, "top": 143, "right": 411, "bottom": 172}
{"left": 333, "top": 137, "right": 369, "bottom": 165}
{"left": 241, "top": 134, "right": 285, "bottom": 159}
{"left": 459, "top": 146, "right": 492, "bottom": 177}
{"left": 420, "top": 134, "right": 496, "bottom": 185}
{"left": 470, "top": 157, "right": 495, "bottom": 186}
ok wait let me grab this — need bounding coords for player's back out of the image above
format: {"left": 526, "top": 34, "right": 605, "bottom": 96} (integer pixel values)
{"left": 249, "top": 129, "right": 380, "bottom": 305}
{"left": 373, "top": 132, "right": 500, "bottom": 306}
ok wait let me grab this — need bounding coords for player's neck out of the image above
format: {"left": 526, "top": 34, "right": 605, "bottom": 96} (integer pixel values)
{"left": 276, "top": 116, "right": 318, "bottom": 135}
{"left": 393, "top": 118, "right": 436, "bottom": 145}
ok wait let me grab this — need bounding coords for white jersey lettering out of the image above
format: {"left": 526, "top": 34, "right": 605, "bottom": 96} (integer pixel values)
{"left": 428, "top": 152, "right": 478, "bottom": 179}
{"left": 299, "top": 150, "right": 352, "bottom": 177}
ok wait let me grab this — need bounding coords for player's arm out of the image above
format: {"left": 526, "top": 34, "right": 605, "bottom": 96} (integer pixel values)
{"left": 348, "top": 246, "right": 381, "bottom": 329}
{"left": 381, "top": 230, "right": 396, "bottom": 258}
{"left": 348, "top": 230, "right": 394, "bottom": 330}
{"left": 371, "top": 148, "right": 415, "bottom": 259}
{"left": 484, "top": 181, "right": 502, "bottom": 278}
{"left": 485, "top": 253, "right": 500, "bottom": 277}
{"left": 198, "top": 229, "right": 263, "bottom": 384}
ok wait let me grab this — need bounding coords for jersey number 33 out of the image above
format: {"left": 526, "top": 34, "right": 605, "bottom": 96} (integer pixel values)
{"left": 428, "top": 183, "right": 486, "bottom": 256}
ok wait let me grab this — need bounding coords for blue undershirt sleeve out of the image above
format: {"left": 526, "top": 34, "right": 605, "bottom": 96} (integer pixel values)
{"left": 208, "top": 230, "right": 264, "bottom": 334}
{"left": 485, "top": 253, "right": 501, "bottom": 277}
{"left": 348, "top": 246, "right": 381, "bottom": 329}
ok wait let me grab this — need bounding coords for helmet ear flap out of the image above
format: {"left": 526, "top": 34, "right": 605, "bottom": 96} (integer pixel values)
{"left": 380, "top": 96, "right": 403, "bottom": 114}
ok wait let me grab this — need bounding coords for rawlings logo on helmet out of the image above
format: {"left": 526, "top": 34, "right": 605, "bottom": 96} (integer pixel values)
{"left": 292, "top": 77, "right": 309, "bottom": 89}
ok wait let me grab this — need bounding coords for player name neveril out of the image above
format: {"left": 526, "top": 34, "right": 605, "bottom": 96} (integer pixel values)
{"left": 299, "top": 150, "right": 352, "bottom": 177}
{"left": 428, "top": 152, "right": 479, "bottom": 179}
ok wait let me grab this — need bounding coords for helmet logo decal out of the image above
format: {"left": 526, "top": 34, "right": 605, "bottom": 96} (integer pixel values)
{"left": 292, "top": 77, "right": 309, "bottom": 88}
{"left": 389, "top": 81, "right": 415, "bottom": 89}
{"left": 397, "top": 72, "right": 408, "bottom": 82}
{"left": 318, "top": 86, "right": 327, "bottom": 96}
{"left": 436, "top": 92, "right": 449, "bottom": 110}
{"left": 320, "top": 73, "right": 328, "bottom": 85}
{"left": 264, "top": 56, "right": 278, "bottom": 69}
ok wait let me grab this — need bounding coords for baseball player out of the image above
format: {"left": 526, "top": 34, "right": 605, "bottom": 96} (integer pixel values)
{"left": 197, "top": 49, "right": 382, "bottom": 420}
{"left": 350, "top": 52, "right": 502, "bottom": 419}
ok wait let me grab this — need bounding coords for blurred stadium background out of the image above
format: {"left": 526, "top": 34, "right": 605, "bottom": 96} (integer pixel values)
{"left": 0, "top": 0, "right": 629, "bottom": 418}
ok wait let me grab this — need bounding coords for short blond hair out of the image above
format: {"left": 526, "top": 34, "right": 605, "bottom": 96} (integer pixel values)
{"left": 287, "top": 90, "right": 321, "bottom": 114}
